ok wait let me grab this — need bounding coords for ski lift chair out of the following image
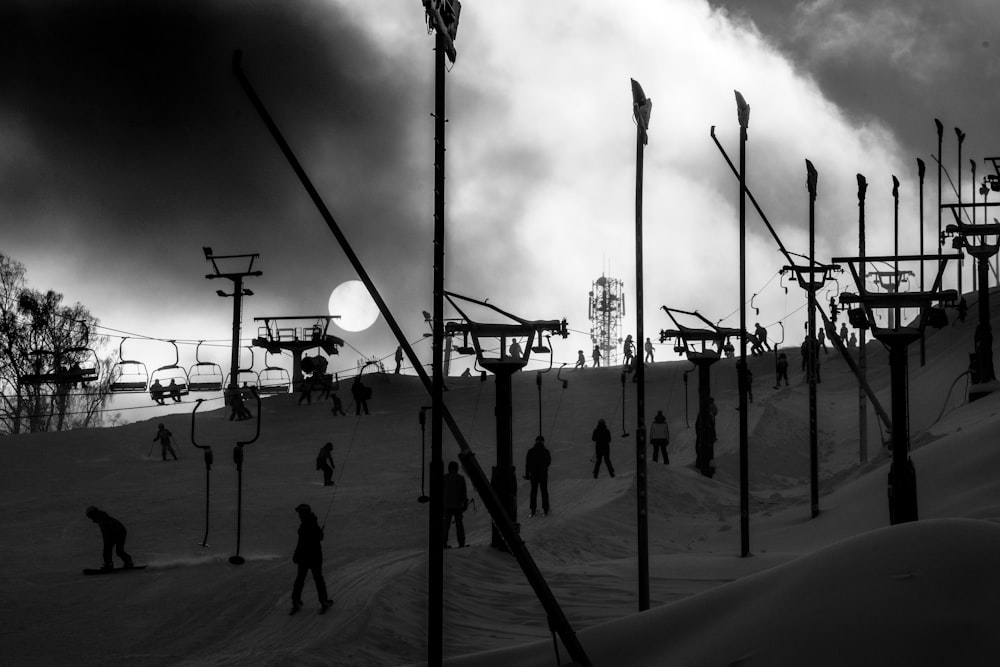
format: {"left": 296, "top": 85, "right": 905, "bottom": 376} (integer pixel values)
{"left": 109, "top": 338, "right": 149, "bottom": 393}
{"left": 148, "top": 341, "right": 190, "bottom": 404}
{"left": 188, "top": 341, "right": 224, "bottom": 392}
{"left": 258, "top": 351, "right": 290, "bottom": 395}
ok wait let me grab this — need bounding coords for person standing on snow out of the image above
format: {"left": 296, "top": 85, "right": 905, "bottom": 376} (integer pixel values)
{"left": 649, "top": 411, "right": 670, "bottom": 464}
{"left": 351, "top": 376, "right": 371, "bottom": 415}
{"left": 291, "top": 504, "right": 332, "bottom": 614}
{"left": 774, "top": 352, "right": 789, "bottom": 388}
{"left": 316, "top": 442, "right": 335, "bottom": 486}
{"left": 591, "top": 418, "right": 615, "bottom": 478}
{"left": 524, "top": 436, "right": 552, "bottom": 517}
{"left": 85, "top": 505, "right": 134, "bottom": 571}
{"left": 443, "top": 461, "right": 469, "bottom": 548}
{"left": 153, "top": 423, "right": 179, "bottom": 461}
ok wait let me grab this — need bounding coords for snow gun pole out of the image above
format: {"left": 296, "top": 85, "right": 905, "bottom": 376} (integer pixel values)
{"left": 190, "top": 399, "right": 215, "bottom": 548}
{"left": 735, "top": 91, "right": 751, "bottom": 557}
{"left": 229, "top": 389, "right": 261, "bottom": 566}
{"left": 232, "top": 52, "right": 592, "bottom": 667}
{"left": 711, "top": 126, "right": 892, "bottom": 438}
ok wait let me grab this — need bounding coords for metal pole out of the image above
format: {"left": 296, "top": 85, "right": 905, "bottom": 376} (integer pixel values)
{"left": 429, "top": 28, "right": 446, "bottom": 665}
{"left": 631, "top": 79, "right": 649, "bottom": 611}
{"left": 893, "top": 176, "right": 900, "bottom": 330}
{"left": 233, "top": 53, "right": 591, "bottom": 667}
{"left": 918, "top": 159, "right": 926, "bottom": 366}
{"left": 806, "top": 160, "right": 819, "bottom": 519}
{"left": 736, "top": 91, "right": 750, "bottom": 557}
{"left": 858, "top": 174, "right": 869, "bottom": 463}
{"left": 230, "top": 276, "right": 244, "bottom": 397}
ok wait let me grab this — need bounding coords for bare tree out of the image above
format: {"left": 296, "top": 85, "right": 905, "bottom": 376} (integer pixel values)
{"left": 0, "top": 254, "right": 113, "bottom": 434}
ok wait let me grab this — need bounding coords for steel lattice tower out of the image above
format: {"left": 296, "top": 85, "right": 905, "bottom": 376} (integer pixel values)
{"left": 588, "top": 274, "right": 625, "bottom": 366}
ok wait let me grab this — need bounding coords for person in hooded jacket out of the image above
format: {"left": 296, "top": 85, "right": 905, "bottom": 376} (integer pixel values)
{"left": 291, "top": 504, "right": 332, "bottom": 613}
{"left": 524, "top": 435, "right": 552, "bottom": 516}
{"left": 649, "top": 411, "right": 670, "bottom": 464}
{"left": 591, "top": 418, "right": 615, "bottom": 478}
{"left": 85, "top": 505, "right": 134, "bottom": 571}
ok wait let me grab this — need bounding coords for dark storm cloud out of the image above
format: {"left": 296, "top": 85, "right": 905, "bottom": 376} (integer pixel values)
{"left": 0, "top": 0, "right": 437, "bottom": 345}
{"left": 706, "top": 0, "right": 1000, "bottom": 163}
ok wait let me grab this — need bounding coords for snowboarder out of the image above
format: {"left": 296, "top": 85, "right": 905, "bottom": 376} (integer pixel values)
{"left": 351, "top": 376, "right": 371, "bottom": 415}
{"left": 774, "top": 352, "right": 789, "bottom": 388}
{"left": 291, "top": 504, "right": 332, "bottom": 614}
{"left": 443, "top": 461, "right": 468, "bottom": 548}
{"left": 153, "top": 423, "right": 178, "bottom": 461}
{"left": 649, "top": 411, "right": 669, "bottom": 464}
{"left": 591, "top": 418, "right": 615, "bottom": 478}
{"left": 85, "top": 506, "right": 134, "bottom": 571}
{"left": 316, "top": 442, "right": 335, "bottom": 486}
{"left": 524, "top": 436, "right": 551, "bottom": 517}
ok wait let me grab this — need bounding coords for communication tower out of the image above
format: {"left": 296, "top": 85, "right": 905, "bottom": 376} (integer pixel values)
{"left": 588, "top": 274, "right": 625, "bottom": 366}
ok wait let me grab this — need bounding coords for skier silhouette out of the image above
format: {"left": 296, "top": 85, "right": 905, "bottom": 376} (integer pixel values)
{"left": 291, "top": 504, "right": 332, "bottom": 614}
{"left": 524, "top": 436, "right": 552, "bottom": 517}
{"left": 443, "top": 461, "right": 469, "bottom": 548}
{"left": 85, "top": 506, "right": 134, "bottom": 571}
{"left": 649, "top": 411, "right": 670, "bottom": 464}
{"left": 591, "top": 418, "right": 615, "bottom": 478}
{"left": 316, "top": 442, "right": 335, "bottom": 486}
{"left": 153, "top": 423, "right": 179, "bottom": 461}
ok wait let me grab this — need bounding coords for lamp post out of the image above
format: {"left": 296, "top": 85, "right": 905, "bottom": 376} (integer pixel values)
{"left": 630, "top": 77, "right": 651, "bottom": 611}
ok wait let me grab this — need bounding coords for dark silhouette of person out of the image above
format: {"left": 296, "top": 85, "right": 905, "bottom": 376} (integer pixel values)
{"left": 330, "top": 393, "right": 346, "bottom": 416}
{"left": 575, "top": 350, "right": 586, "bottom": 369}
{"left": 168, "top": 379, "right": 183, "bottom": 403}
{"left": 394, "top": 346, "right": 404, "bottom": 374}
{"left": 524, "top": 436, "right": 551, "bottom": 517}
{"left": 649, "top": 410, "right": 670, "bottom": 464}
{"left": 958, "top": 296, "right": 968, "bottom": 323}
{"left": 291, "top": 504, "right": 332, "bottom": 614}
{"left": 443, "top": 461, "right": 468, "bottom": 548}
{"left": 817, "top": 327, "right": 828, "bottom": 354}
{"left": 229, "top": 384, "right": 253, "bottom": 421}
{"left": 508, "top": 339, "right": 523, "bottom": 362}
{"left": 644, "top": 337, "right": 654, "bottom": 363}
{"left": 848, "top": 332, "right": 857, "bottom": 349}
{"left": 298, "top": 374, "right": 315, "bottom": 406}
{"left": 724, "top": 340, "right": 735, "bottom": 358}
{"left": 150, "top": 379, "right": 166, "bottom": 405}
{"left": 85, "top": 506, "right": 133, "bottom": 571}
{"left": 839, "top": 323, "right": 849, "bottom": 345}
{"left": 591, "top": 418, "right": 615, "bottom": 478}
{"left": 153, "top": 423, "right": 178, "bottom": 461}
{"left": 774, "top": 352, "right": 789, "bottom": 388}
{"left": 753, "top": 323, "right": 771, "bottom": 354}
{"left": 316, "top": 442, "right": 335, "bottom": 486}
{"left": 592, "top": 345, "right": 601, "bottom": 368}
{"left": 351, "top": 376, "right": 371, "bottom": 415}
{"left": 622, "top": 335, "right": 635, "bottom": 370}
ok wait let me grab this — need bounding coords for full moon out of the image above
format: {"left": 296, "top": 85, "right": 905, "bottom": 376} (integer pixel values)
{"left": 328, "top": 280, "right": 380, "bottom": 332}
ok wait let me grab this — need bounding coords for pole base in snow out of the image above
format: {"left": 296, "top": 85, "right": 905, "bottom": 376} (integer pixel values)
{"left": 229, "top": 555, "right": 245, "bottom": 565}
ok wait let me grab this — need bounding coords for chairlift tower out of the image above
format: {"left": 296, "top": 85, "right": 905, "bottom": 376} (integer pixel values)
{"left": 252, "top": 316, "right": 344, "bottom": 388}
{"left": 203, "top": 248, "right": 261, "bottom": 409}
{"left": 659, "top": 307, "right": 743, "bottom": 478}
{"left": 444, "top": 291, "right": 567, "bottom": 553}
{"left": 588, "top": 274, "right": 625, "bottom": 366}
{"left": 834, "top": 185, "right": 960, "bottom": 524}
{"left": 942, "top": 154, "right": 1000, "bottom": 399}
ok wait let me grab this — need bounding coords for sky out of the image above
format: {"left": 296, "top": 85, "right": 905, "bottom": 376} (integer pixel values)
{"left": 3, "top": 0, "right": 999, "bottom": 381}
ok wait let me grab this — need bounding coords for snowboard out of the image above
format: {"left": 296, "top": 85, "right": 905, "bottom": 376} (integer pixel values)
{"left": 83, "top": 565, "right": 147, "bottom": 576}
